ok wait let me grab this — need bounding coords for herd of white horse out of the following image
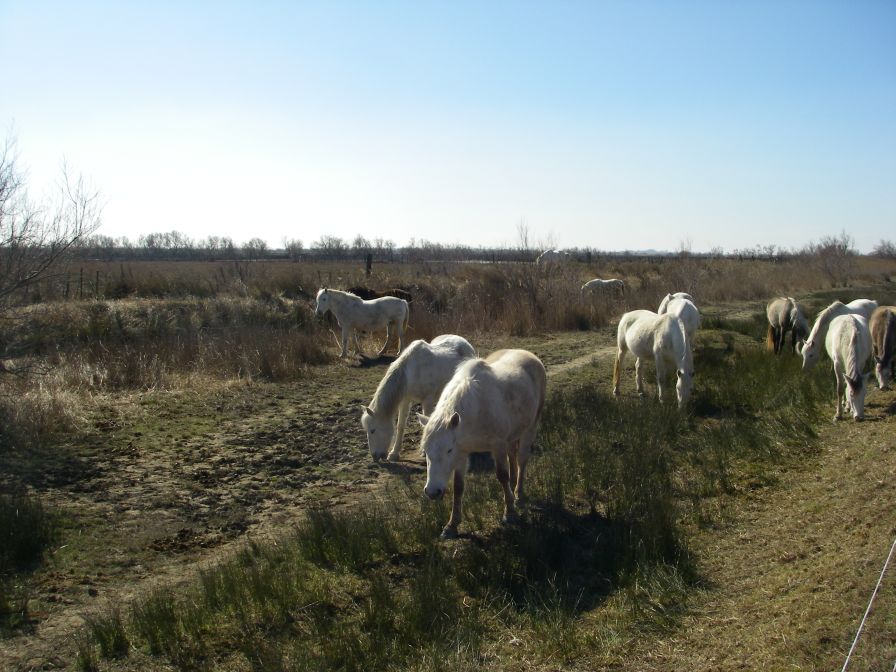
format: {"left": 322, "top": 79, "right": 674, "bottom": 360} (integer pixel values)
{"left": 314, "top": 286, "right": 896, "bottom": 538}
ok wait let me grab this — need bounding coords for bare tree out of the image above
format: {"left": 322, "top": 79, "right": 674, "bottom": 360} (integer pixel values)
{"left": 872, "top": 239, "right": 896, "bottom": 258}
{"left": 1, "top": 135, "right": 102, "bottom": 367}
{"left": 806, "top": 231, "right": 856, "bottom": 287}
{"left": 242, "top": 237, "right": 269, "bottom": 260}
{"left": 282, "top": 237, "right": 303, "bottom": 260}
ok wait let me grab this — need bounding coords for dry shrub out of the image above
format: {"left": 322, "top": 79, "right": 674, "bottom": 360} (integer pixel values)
{"left": 0, "top": 377, "right": 85, "bottom": 450}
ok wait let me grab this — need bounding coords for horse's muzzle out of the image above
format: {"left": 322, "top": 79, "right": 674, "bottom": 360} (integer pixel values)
{"left": 424, "top": 486, "right": 445, "bottom": 500}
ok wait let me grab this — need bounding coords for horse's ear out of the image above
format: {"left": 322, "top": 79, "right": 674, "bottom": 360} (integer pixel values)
{"left": 417, "top": 413, "right": 430, "bottom": 427}
{"left": 795, "top": 340, "right": 804, "bottom": 355}
{"left": 448, "top": 412, "right": 460, "bottom": 429}
{"left": 677, "top": 369, "right": 684, "bottom": 378}
{"left": 360, "top": 405, "right": 373, "bottom": 416}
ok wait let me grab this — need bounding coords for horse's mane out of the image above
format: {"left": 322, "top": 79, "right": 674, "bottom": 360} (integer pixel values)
{"left": 428, "top": 359, "right": 482, "bottom": 429}
{"left": 370, "top": 353, "right": 409, "bottom": 417}
{"left": 807, "top": 301, "right": 845, "bottom": 343}
{"left": 843, "top": 316, "right": 863, "bottom": 382}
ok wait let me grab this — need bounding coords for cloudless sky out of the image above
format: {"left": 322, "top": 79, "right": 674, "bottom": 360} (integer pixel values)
{"left": 2, "top": 1, "right": 894, "bottom": 252}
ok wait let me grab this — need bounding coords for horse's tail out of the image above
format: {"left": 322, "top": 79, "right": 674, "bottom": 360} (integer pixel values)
{"left": 766, "top": 324, "right": 776, "bottom": 351}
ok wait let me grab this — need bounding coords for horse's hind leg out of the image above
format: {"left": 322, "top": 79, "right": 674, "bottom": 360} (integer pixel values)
{"left": 514, "top": 424, "right": 538, "bottom": 502}
{"left": 494, "top": 448, "right": 519, "bottom": 525}
{"left": 339, "top": 327, "right": 350, "bottom": 358}
{"left": 442, "top": 467, "right": 466, "bottom": 539}
{"left": 635, "top": 357, "right": 646, "bottom": 398}
{"left": 378, "top": 322, "right": 395, "bottom": 356}
{"left": 612, "top": 347, "right": 627, "bottom": 397}
{"left": 507, "top": 441, "right": 520, "bottom": 494}
{"left": 833, "top": 370, "right": 844, "bottom": 421}
{"left": 388, "top": 401, "right": 410, "bottom": 462}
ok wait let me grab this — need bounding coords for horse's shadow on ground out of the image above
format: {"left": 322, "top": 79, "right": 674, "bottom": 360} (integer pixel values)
{"left": 449, "top": 499, "right": 664, "bottom": 615}
{"left": 353, "top": 354, "right": 397, "bottom": 369}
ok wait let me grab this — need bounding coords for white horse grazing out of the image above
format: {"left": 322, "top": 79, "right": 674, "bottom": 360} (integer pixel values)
{"left": 581, "top": 278, "right": 625, "bottom": 297}
{"left": 360, "top": 335, "right": 476, "bottom": 461}
{"left": 766, "top": 297, "right": 810, "bottom": 355}
{"left": 536, "top": 249, "right": 570, "bottom": 265}
{"left": 315, "top": 288, "right": 409, "bottom": 358}
{"left": 870, "top": 306, "right": 896, "bottom": 389}
{"left": 826, "top": 314, "right": 872, "bottom": 421}
{"left": 797, "top": 299, "right": 878, "bottom": 371}
{"left": 419, "top": 349, "right": 546, "bottom": 539}
{"left": 657, "top": 292, "right": 695, "bottom": 315}
{"left": 612, "top": 310, "right": 694, "bottom": 409}
{"left": 658, "top": 296, "right": 700, "bottom": 340}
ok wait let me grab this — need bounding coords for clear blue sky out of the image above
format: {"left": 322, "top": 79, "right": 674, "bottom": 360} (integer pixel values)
{"left": 2, "top": 1, "right": 894, "bottom": 252}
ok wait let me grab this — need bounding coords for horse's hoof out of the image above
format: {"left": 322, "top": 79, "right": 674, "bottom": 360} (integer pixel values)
{"left": 440, "top": 526, "right": 458, "bottom": 540}
{"left": 833, "top": 415, "right": 842, "bottom": 423}
{"left": 501, "top": 514, "right": 521, "bottom": 527}
{"left": 387, "top": 451, "right": 401, "bottom": 462}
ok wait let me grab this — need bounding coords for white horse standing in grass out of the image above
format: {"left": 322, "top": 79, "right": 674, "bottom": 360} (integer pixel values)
{"left": 870, "top": 306, "right": 896, "bottom": 389}
{"left": 536, "top": 249, "right": 569, "bottom": 265}
{"left": 826, "top": 314, "right": 872, "bottom": 421}
{"left": 613, "top": 310, "right": 694, "bottom": 409}
{"left": 657, "top": 295, "right": 700, "bottom": 340}
{"left": 419, "top": 349, "right": 546, "bottom": 539}
{"left": 315, "top": 288, "right": 409, "bottom": 358}
{"left": 765, "top": 297, "right": 810, "bottom": 355}
{"left": 360, "top": 335, "right": 476, "bottom": 461}
{"left": 797, "top": 299, "right": 878, "bottom": 371}
{"left": 581, "top": 278, "right": 625, "bottom": 296}
{"left": 657, "top": 292, "right": 694, "bottom": 315}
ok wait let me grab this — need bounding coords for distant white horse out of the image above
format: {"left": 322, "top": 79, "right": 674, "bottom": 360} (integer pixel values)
{"left": 657, "top": 295, "right": 700, "bottom": 340}
{"left": 536, "top": 249, "right": 570, "bottom": 265}
{"left": 766, "top": 297, "right": 810, "bottom": 355}
{"left": 419, "top": 349, "right": 546, "bottom": 539}
{"left": 613, "top": 310, "right": 694, "bottom": 409}
{"left": 361, "top": 335, "right": 476, "bottom": 461}
{"left": 826, "top": 314, "right": 872, "bottom": 421}
{"left": 870, "top": 306, "right": 896, "bottom": 389}
{"left": 581, "top": 278, "right": 625, "bottom": 297}
{"left": 797, "top": 299, "right": 878, "bottom": 371}
{"left": 315, "top": 288, "right": 409, "bottom": 358}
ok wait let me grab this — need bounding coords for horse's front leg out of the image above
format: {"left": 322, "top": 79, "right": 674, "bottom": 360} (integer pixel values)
{"left": 388, "top": 401, "right": 411, "bottom": 462}
{"left": 441, "top": 468, "right": 466, "bottom": 539}
{"left": 378, "top": 322, "right": 394, "bottom": 356}
{"left": 655, "top": 359, "right": 668, "bottom": 403}
{"left": 494, "top": 449, "right": 519, "bottom": 525}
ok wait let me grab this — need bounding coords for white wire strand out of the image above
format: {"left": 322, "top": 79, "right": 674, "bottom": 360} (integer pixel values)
{"left": 841, "top": 535, "right": 896, "bottom": 672}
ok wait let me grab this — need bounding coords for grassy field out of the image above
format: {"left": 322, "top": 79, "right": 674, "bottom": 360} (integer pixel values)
{"left": 1, "top": 257, "right": 895, "bottom": 670}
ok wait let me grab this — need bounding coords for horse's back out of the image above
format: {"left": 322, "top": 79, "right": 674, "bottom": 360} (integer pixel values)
{"left": 827, "top": 314, "right": 872, "bottom": 361}
{"left": 430, "top": 334, "right": 476, "bottom": 359}
{"left": 766, "top": 297, "right": 791, "bottom": 325}
{"left": 846, "top": 299, "right": 878, "bottom": 320}
{"left": 483, "top": 349, "right": 547, "bottom": 412}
